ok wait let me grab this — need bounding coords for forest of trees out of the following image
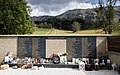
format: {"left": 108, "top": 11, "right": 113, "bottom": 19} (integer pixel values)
{"left": 34, "top": 18, "right": 97, "bottom": 31}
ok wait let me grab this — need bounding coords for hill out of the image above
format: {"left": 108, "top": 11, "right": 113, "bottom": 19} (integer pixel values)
{"left": 31, "top": 6, "right": 120, "bottom": 22}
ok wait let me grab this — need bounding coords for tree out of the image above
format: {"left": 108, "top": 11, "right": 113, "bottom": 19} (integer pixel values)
{"left": 113, "top": 22, "right": 120, "bottom": 31}
{"left": 71, "top": 22, "right": 81, "bottom": 33}
{"left": 48, "top": 23, "right": 52, "bottom": 29}
{"left": 0, "top": 0, "right": 34, "bottom": 34}
{"left": 96, "top": 0, "right": 118, "bottom": 34}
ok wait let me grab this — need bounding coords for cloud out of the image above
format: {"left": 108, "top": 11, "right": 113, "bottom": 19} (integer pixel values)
{"left": 26, "top": 0, "right": 97, "bottom": 16}
{"left": 26, "top": 0, "right": 91, "bottom": 5}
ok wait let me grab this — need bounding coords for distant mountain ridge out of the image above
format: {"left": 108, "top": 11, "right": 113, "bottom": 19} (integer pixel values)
{"left": 31, "top": 6, "right": 120, "bottom": 22}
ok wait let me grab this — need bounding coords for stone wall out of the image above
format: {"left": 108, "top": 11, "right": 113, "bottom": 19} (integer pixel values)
{"left": 17, "top": 36, "right": 96, "bottom": 60}
{"left": 0, "top": 35, "right": 110, "bottom": 63}
{"left": 96, "top": 37, "right": 107, "bottom": 58}
{"left": 0, "top": 37, "right": 17, "bottom": 63}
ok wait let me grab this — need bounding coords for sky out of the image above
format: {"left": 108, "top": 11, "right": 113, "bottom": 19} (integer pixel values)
{"left": 26, "top": 0, "right": 99, "bottom": 16}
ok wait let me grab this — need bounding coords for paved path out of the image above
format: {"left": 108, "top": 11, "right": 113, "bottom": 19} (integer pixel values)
{"left": 0, "top": 68, "right": 119, "bottom": 75}
{"left": 47, "top": 29, "right": 66, "bottom": 34}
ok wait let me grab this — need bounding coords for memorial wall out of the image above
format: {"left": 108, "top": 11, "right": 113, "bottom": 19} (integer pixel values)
{"left": 0, "top": 35, "right": 109, "bottom": 63}
{"left": 17, "top": 36, "right": 96, "bottom": 60}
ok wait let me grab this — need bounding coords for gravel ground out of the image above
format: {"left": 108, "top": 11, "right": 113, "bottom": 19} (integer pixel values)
{"left": 0, "top": 68, "right": 119, "bottom": 75}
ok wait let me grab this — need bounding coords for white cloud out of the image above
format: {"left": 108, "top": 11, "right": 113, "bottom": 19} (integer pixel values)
{"left": 30, "top": 9, "right": 43, "bottom": 16}
{"left": 29, "top": 2, "right": 96, "bottom": 16}
{"left": 67, "top": 1, "right": 97, "bottom": 10}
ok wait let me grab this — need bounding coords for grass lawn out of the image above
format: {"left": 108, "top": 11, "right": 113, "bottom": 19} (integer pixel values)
{"left": 75, "top": 29, "right": 105, "bottom": 34}
{"left": 33, "top": 28, "right": 120, "bottom": 35}
{"left": 33, "top": 27, "right": 51, "bottom": 34}
{"left": 112, "top": 30, "right": 120, "bottom": 36}
{"left": 48, "top": 29, "right": 105, "bottom": 34}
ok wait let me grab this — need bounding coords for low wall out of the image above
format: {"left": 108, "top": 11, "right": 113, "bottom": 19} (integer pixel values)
{"left": 0, "top": 37, "right": 17, "bottom": 63}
